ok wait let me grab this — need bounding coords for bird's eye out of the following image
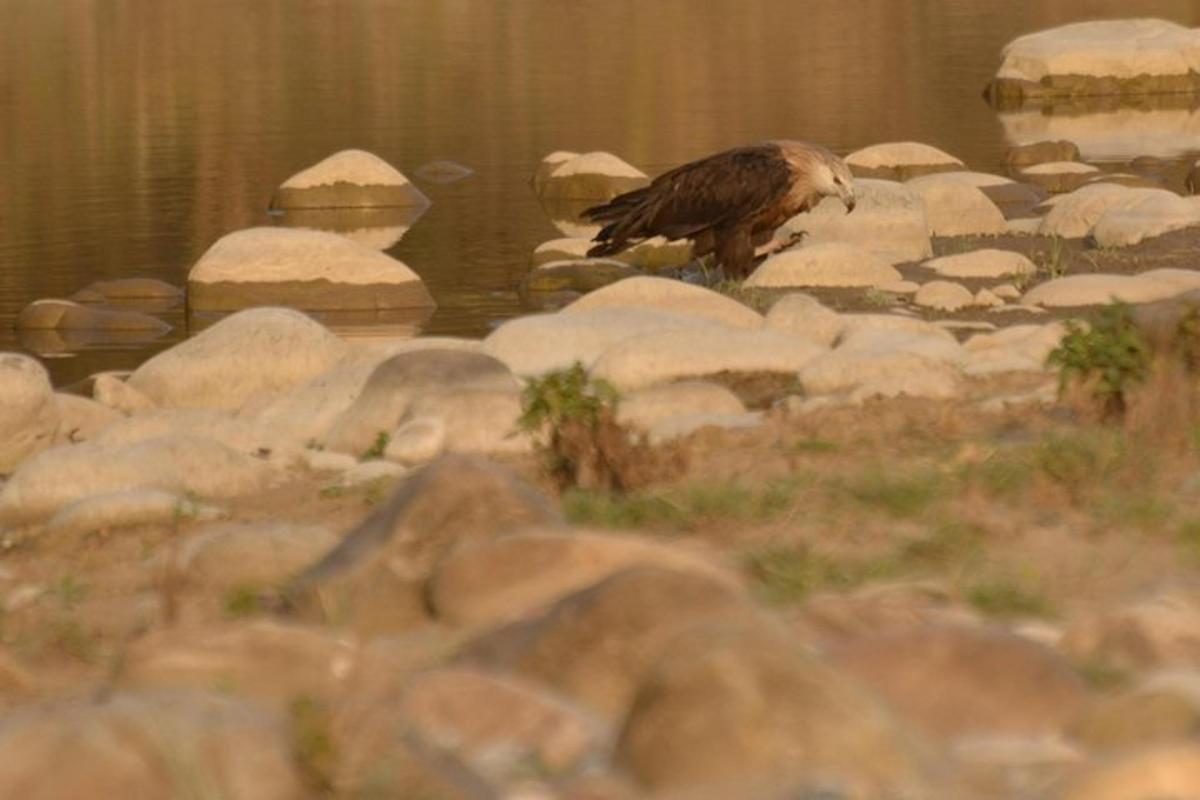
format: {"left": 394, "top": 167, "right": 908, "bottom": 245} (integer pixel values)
{"left": 834, "top": 177, "right": 843, "bottom": 186}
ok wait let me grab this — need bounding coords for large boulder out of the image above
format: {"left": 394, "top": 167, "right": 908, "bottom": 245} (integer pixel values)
{"left": 1090, "top": 190, "right": 1200, "bottom": 247}
{"left": 562, "top": 276, "right": 764, "bottom": 329}
{"left": 269, "top": 148, "right": 428, "bottom": 209}
{"left": 127, "top": 307, "right": 349, "bottom": 411}
{"left": 617, "top": 380, "right": 747, "bottom": 432}
{"left": 745, "top": 242, "right": 902, "bottom": 288}
{"left": 905, "top": 174, "right": 1007, "bottom": 236}
{"left": 536, "top": 151, "right": 648, "bottom": 201}
{"left": 985, "top": 18, "right": 1200, "bottom": 106}
{"left": 799, "top": 332, "right": 963, "bottom": 402}
{"left": 780, "top": 178, "right": 933, "bottom": 263}
{"left": 1023, "top": 270, "right": 1200, "bottom": 308}
{"left": 187, "top": 227, "right": 434, "bottom": 311}
{"left": 845, "top": 141, "right": 964, "bottom": 181}
{"left": 0, "top": 354, "right": 58, "bottom": 474}
{"left": 45, "top": 489, "right": 219, "bottom": 537}
{"left": 1038, "top": 183, "right": 1148, "bottom": 238}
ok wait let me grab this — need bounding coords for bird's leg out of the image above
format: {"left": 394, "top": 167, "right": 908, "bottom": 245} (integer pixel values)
{"left": 755, "top": 229, "right": 807, "bottom": 258}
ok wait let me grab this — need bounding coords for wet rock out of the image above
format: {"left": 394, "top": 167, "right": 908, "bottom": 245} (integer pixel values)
{"left": 764, "top": 293, "right": 845, "bottom": 347}
{"left": 16, "top": 298, "right": 171, "bottom": 334}
{"left": 829, "top": 626, "right": 1087, "bottom": 741}
{"left": 323, "top": 349, "right": 517, "bottom": 456}
{"left": 1018, "top": 161, "right": 1099, "bottom": 194}
{"left": 532, "top": 236, "right": 692, "bottom": 271}
{"left": 914, "top": 280, "right": 974, "bottom": 311}
{"left": 1023, "top": 271, "right": 1200, "bottom": 307}
{"left": 591, "top": 327, "right": 825, "bottom": 391}
{"left": 429, "top": 528, "right": 738, "bottom": 627}
{"left": 905, "top": 173, "right": 1007, "bottom": 236}
{"left": 118, "top": 621, "right": 354, "bottom": 714}
{"left": 0, "top": 435, "right": 280, "bottom": 527}
{"left": 532, "top": 237, "right": 598, "bottom": 265}
{"left": 1070, "top": 672, "right": 1200, "bottom": 752}
{"left": 413, "top": 159, "right": 473, "bottom": 184}
{"left": 177, "top": 520, "right": 339, "bottom": 591}
{"left": 563, "top": 276, "right": 764, "bottom": 329}
{"left": 187, "top": 227, "right": 434, "bottom": 312}
{"left": 46, "top": 488, "right": 219, "bottom": 536}
{"left": 1038, "top": 183, "right": 1148, "bottom": 238}
{"left": 618, "top": 381, "right": 746, "bottom": 432}
{"left": 270, "top": 148, "right": 429, "bottom": 209}
{"left": 128, "top": 307, "right": 348, "bottom": 411}
{"left": 483, "top": 307, "right": 714, "bottom": 377}
{"left": 1062, "top": 584, "right": 1200, "bottom": 671}
{"left": 0, "top": 690, "right": 307, "bottom": 799}
{"left": 1091, "top": 190, "right": 1200, "bottom": 247}
{"left": 745, "top": 242, "right": 901, "bottom": 288}
{"left": 521, "top": 258, "right": 640, "bottom": 295}
{"left": 93, "top": 372, "right": 156, "bottom": 414}
{"left": 284, "top": 455, "right": 561, "bottom": 633}
{"left": 400, "top": 667, "right": 608, "bottom": 783}
{"left": 923, "top": 249, "right": 1036, "bottom": 280}
{"left": 845, "top": 141, "right": 964, "bottom": 181}
{"left": 1006, "top": 140, "right": 1081, "bottom": 168}
{"left": 52, "top": 392, "right": 121, "bottom": 443}
{"left": 781, "top": 178, "right": 932, "bottom": 264}
{"left": 1057, "top": 743, "right": 1200, "bottom": 800}
{"left": 0, "top": 353, "right": 59, "bottom": 474}
{"left": 986, "top": 18, "right": 1200, "bottom": 106}
{"left": 460, "top": 567, "right": 762, "bottom": 720}
{"left": 536, "top": 151, "right": 648, "bottom": 201}
{"left": 615, "top": 623, "right": 935, "bottom": 798}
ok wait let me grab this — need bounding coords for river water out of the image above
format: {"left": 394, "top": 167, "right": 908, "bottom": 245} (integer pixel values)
{"left": 2, "top": 0, "right": 1199, "bottom": 385}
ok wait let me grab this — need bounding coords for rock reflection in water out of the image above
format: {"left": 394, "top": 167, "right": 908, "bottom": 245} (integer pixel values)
{"left": 187, "top": 306, "right": 434, "bottom": 346}
{"left": 270, "top": 205, "right": 430, "bottom": 251}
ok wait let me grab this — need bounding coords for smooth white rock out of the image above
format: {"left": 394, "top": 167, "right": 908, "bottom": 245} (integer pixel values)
{"left": 846, "top": 142, "right": 964, "bottom": 170}
{"left": 996, "top": 19, "right": 1200, "bottom": 83}
{"left": 1022, "top": 162, "right": 1099, "bottom": 176}
{"left": 836, "top": 328, "right": 966, "bottom": 365}
{"left": 280, "top": 148, "right": 413, "bottom": 189}
{"left": 1038, "top": 184, "right": 1155, "bottom": 238}
{"left": 1022, "top": 273, "right": 1200, "bottom": 307}
{"left": 746, "top": 242, "right": 902, "bottom": 288}
{"left": 47, "top": 490, "right": 221, "bottom": 536}
{"left": 384, "top": 416, "right": 447, "bottom": 465}
{"left": 914, "top": 280, "right": 974, "bottom": 311}
{"left": 1091, "top": 191, "right": 1200, "bottom": 247}
{"left": 764, "top": 294, "right": 846, "bottom": 347}
{"left": 0, "top": 354, "right": 58, "bottom": 474}
{"left": 52, "top": 393, "right": 122, "bottom": 444}
{"left": 617, "top": 381, "right": 746, "bottom": 432}
{"left": 562, "top": 276, "right": 764, "bottom": 329}
{"left": 905, "top": 174, "right": 1007, "bottom": 236}
{"left": 781, "top": 178, "right": 933, "bottom": 264}
{"left": 837, "top": 313, "right": 958, "bottom": 343}
{"left": 800, "top": 349, "right": 961, "bottom": 401}
{"left": 93, "top": 373, "right": 156, "bottom": 414}
{"left": 922, "top": 249, "right": 1036, "bottom": 279}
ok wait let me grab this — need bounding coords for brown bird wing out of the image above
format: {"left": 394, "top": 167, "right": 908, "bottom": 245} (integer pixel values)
{"left": 584, "top": 144, "right": 793, "bottom": 255}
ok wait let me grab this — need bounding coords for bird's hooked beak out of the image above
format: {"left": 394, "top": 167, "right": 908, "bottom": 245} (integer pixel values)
{"left": 840, "top": 186, "right": 856, "bottom": 214}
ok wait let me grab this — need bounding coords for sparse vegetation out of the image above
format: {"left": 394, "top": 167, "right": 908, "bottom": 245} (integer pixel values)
{"left": 361, "top": 431, "right": 391, "bottom": 460}
{"left": 563, "top": 477, "right": 803, "bottom": 531}
{"left": 863, "top": 288, "right": 902, "bottom": 308}
{"left": 1047, "top": 302, "right": 1151, "bottom": 418}
{"left": 840, "top": 469, "right": 943, "bottom": 519}
{"left": 290, "top": 695, "right": 336, "bottom": 793}
{"left": 967, "top": 576, "right": 1053, "bottom": 619}
{"left": 222, "top": 584, "right": 262, "bottom": 618}
{"left": 1036, "top": 234, "right": 1070, "bottom": 279}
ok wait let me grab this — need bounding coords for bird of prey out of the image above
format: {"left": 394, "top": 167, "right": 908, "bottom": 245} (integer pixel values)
{"left": 582, "top": 140, "right": 856, "bottom": 279}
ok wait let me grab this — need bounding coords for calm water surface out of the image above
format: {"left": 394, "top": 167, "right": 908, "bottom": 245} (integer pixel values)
{"left": 3, "top": 0, "right": 1199, "bottom": 385}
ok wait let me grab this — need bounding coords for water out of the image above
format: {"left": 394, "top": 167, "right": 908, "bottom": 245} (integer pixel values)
{"left": 3, "top": 0, "right": 1199, "bottom": 386}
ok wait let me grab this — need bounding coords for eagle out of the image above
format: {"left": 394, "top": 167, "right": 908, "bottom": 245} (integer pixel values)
{"left": 582, "top": 140, "right": 857, "bottom": 279}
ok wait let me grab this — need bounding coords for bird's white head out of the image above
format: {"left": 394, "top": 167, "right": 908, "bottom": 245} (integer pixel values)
{"left": 815, "top": 151, "right": 856, "bottom": 213}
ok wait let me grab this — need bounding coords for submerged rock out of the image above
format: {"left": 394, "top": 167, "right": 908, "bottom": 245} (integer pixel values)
{"left": 412, "top": 159, "right": 473, "bottom": 184}
{"left": 521, "top": 258, "right": 640, "bottom": 295}
{"left": 270, "top": 148, "right": 428, "bottom": 209}
{"left": 16, "top": 299, "right": 170, "bottom": 333}
{"left": 187, "top": 227, "right": 434, "bottom": 312}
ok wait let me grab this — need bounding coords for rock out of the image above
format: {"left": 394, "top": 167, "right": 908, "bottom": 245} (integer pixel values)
{"left": 323, "top": 349, "right": 517, "bottom": 456}
{"left": 272, "top": 204, "right": 428, "bottom": 251}
{"left": 484, "top": 307, "right": 715, "bottom": 377}
{"left": 985, "top": 19, "right": 1200, "bottom": 106}
{"left": 1062, "top": 584, "right": 1200, "bottom": 671}
{"left": 993, "top": 284, "right": 1022, "bottom": 300}
{"left": 90, "top": 409, "right": 292, "bottom": 460}
{"left": 339, "top": 459, "right": 407, "bottom": 486}
{"left": 284, "top": 455, "right": 561, "bottom": 634}
{"left": 780, "top": 178, "right": 932, "bottom": 264}
{"left": 914, "top": 280, "right": 974, "bottom": 311}
{"left": 923, "top": 249, "right": 1036, "bottom": 280}
{"left": 1038, "top": 183, "right": 1148, "bottom": 238}
{"left": 799, "top": 343, "right": 962, "bottom": 401}
{"left": 1023, "top": 271, "right": 1200, "bottom": 307}
{"left": 745, "top": 242, "right": 902, "bottom": 288}
{"left": 532, "top": 150, "right": 580, "bottom": 195}
{"left": 787, "top": 581, "right": 977, "bottom": 647}
{"left": 0, "top": 690, "right": 307, "bottom": 799}
{"left": 1006, "top": 140, "right": 1081, "bottom": 167}
{"left": 399, "top": 667, "right": 608, "bottom": 783}
{"left": 270, "top": 148, "right": 429, "bottom": 209}
{"left": 838, "top": 327, "right": 964, "bottom": 364}
{"left": 828, "top": 626, "right": 1087, "bottom": 741}
{"left": 413, "top": 159, "right": 473, "bottom": 184}
{"left": 0, "top": 435, "right": 280, "bottom": 527}
{"left": 0, "top": 354, "right": 58, "bottom": 474}
{"left": 460, "top": 567, "right": 762, "bottom": 720}
{"left": 1006, "top": 216, "right": 1043, "bottom": 235}
{"left": 838, "top": 313, "right": 958, "bottom": 343}
{"left": 403, "top": 388, "right": 531, "bottom": 457}
{"left": 763, "top": 293, "right": 845, "bottom": 346}
{"left": 177, "top": 521, "right": 339, "bottom": 591}
{"left": 384, "top": 417, "right": 446, "bottom": 465}
{"left": 16, "top": 299, "right": 171, "bottom": 334}
{"left": 532, "top": 236, "right": 692, "bottom": 272}
{"left": 1057, "top": 743, "right": 1200, "bottom": 800}
{"left": 92, "top": 373, "right": 156, "bottom": 414}
{"left": 187, "top": 227, "right": 434, "bottom": 311}
{"left": 521, "top": 258, "right": 640, "bottom": 295}
{"left": 532, "top": 237, "right": 594, "bottom": 265}
{"left": 1071, "top": 672, "right": 1200, "bottom": 752}
{"left": 128, "top": 307, "right": 349, "bottom": 411}
{"left": 563, "top": 276, "right": 764, "bottom": 329}
{"left": 52, "top": 392, "right": 121, "bottom": 443}
{"left": 965, "top": 322, "right": 1067, "bottom": 366}
{"left": 71, "top": 277, "right": 183, "bottom": 303}
{"left": 905, "top": 173, "right": 1008, "bottom": 236}
{"left": 617, "top": 381, "right": 746, "bottom": 432}
{"left": 973, "top": 289, "right": 1003, "bottom": 308}
{"left": 845, "top": 141, "right": 964, "bottom": 181}
{"left": 615, "top": 623, "right": 935, "bottom": 798}
{"left": 878, "top": 279, "right": 921, "bottom": 295}
{"left": 1091, "top": 190, "right": 1200, "bottom": 247}
{"left": 644, "top": 411, "right": 763, "bottom": 444}
{"left": 46, "top": 489, "right": 218, "bottom": 536}
{"left": 591, "top": 327, "right": 825, "bottom": 391}
{"left": 1019, "top": 161, "right": 1100, "bottom": 194}
{"left": 536, "top": 151, "right": 648, "bottom": 201}
{"left": 429, "top": 529, "right": 738, "bottom": 627}
{"left": 979, "top": 181, "right": 1051, "bottom": 219}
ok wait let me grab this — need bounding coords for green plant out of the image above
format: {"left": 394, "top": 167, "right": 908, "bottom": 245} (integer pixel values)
{"left": 1037, "top": 235, "right": 1069, "bottom": 279}
{"left": 223, "top": 584, "right": 262, "bottom": 618}
{"left": 863, "top": 288, "right": 902, "bottom": 308}
{"left": 967, "top": 577, "right": 1053, "bottom": 619}
{"left": 1047, "top": 302, "right": 1151, "bottom": 417}
{"left": 290, "top": 695, "right": 336, "bottom": 793}
{"left": 744, "top": 544, "right": 857, "bottom": 605}
{"left": 842, "top": 469, "right": 942, "bottom": 519}
{"left": 361, "top": 431, "right": 390, "bottom": 460}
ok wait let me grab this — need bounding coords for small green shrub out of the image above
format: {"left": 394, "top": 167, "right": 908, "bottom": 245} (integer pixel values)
{"left": 360, "top": 431, "right": 390, "bottom": 460}
{"left": 518, "top": 362, "right": 619, "bottom": 433}
{"left": 967, "top": 577, "right": 1053, "bottom": 619}
{"left": 1047, "top": 302, "right": 1151, "bottom": 417}
{"left": 223, "top": 584, "right": 262, "bottom": 618}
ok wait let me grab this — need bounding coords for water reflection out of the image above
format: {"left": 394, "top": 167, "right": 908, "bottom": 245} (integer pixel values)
{"left": 270, "top": 205, "right": 430, "bottom": 251}
{"left": 539, "top": 199, "right": 603, "bottom": 239}
{"left": 187, "top": 306, "right": 435, "bottom": 342}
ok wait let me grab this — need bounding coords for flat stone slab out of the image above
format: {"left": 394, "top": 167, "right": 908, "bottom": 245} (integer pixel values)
{"left": 922, "top": 249, "right": 1036, "bottom": 279}
{"left": 187, "top": 227, "right": 434, "bottom": 312}
{"left": 270, "top": 148, "right": 429, "bottom": 209}
{"left": 1023, "top": 270, "right": 1200, "bottom": 307}
{"left": 745, "top": 242, "right": 901, "bottom": 288}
